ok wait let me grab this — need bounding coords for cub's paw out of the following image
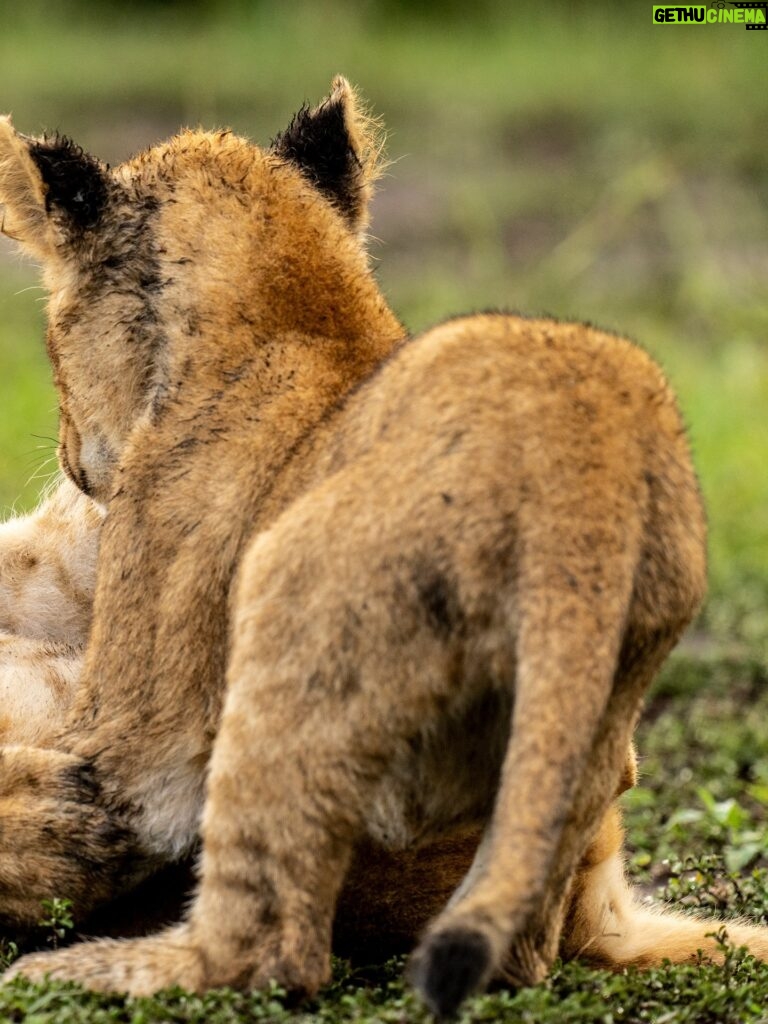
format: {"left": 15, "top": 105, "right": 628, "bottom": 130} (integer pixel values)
{"left": 3, "top": 923, "right": 330, "bottom": 999}
{"left": 499, "top": 934, "right": 550, "bottom": 989}
{"left": 0, "top": 746, "right": 137, "bottom": 926}
{"left": 3, "top": 926, "right": 205, "bottom": 996}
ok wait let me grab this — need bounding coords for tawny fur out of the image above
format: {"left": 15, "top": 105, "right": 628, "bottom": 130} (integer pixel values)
{"left": 0, "top": 478, "right": 100, "bottom": 745}
{"left": 0, "top": 78, "right": 766, "bottom": 1014}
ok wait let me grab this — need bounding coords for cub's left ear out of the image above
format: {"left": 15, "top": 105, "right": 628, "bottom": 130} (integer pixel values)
{"left": 0, "top": 116, "right": 108, "bottom": 257}
{"left": 0, "top": 116, "right": 49, "bottom": 256}
{"left": 272, "top": 76, "right": 385, "bottom": 233}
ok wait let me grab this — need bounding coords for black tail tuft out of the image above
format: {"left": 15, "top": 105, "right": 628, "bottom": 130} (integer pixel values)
{"left": 409, "top": 927, "right": 492, "bottom": 1020}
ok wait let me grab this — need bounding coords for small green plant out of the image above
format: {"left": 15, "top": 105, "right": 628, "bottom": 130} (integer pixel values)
{"left": 0, "top": 939, "right": 19, "bottom": 971}
{"left": 38, "top": 898, "right": 74, "bottom": 950}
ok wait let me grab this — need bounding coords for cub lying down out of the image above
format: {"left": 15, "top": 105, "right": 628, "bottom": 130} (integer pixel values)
{"left": 0, "top": 78, "right": 766, "bottom": 1017}
{"left": 0, "top": 480, "right": 100, "bottom": 746}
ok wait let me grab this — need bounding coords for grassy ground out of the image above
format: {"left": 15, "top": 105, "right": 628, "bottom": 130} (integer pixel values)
{"left": 0, "top": 2, "right": 766, "bottom": 1020}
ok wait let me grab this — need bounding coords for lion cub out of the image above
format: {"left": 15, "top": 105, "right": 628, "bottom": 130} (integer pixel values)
{"left": 0, "top": 78, "right": 764, "bottom": 1017}
{"left": 0, "top": 478, "right": 100, "bottom": 745}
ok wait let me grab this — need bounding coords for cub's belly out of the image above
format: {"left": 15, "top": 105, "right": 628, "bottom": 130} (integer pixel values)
{"left": 0, "top": 634, "right": 81, "bottom": 745}
{"left": 334, "top": 827, "right": 483, "bottom": 959}
{"left": 365, "top": 686, "right": 512, "bottom": 849}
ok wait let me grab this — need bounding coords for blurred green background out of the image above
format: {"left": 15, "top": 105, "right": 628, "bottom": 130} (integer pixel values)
{"left": 0, "top": 0, "right": 765, "bottom": 610}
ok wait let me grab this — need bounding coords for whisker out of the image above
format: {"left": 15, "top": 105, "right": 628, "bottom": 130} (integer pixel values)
{"left": 25, "top": 458, "right": 59, "bottom": 475}
{"left": 21, "top": 443, "right": 58, "bottom": 460}
{"left": 24, "top": 460, "right": 59, "bottom": 491}
{"left": 22, "top": 443, "right": 58, "bottom": 452}
{"left": 24, "top": 456, "right": 57, "bottom": 471}
{"left": 25, "top": 456, "right": 58, "bottom": 470}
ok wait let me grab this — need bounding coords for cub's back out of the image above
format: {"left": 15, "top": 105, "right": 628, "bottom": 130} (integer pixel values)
{"left": 330, "top": 313, "right": 691, "bottom": 484}
{"left": 276, "top": 312, "right": 705, "bottom": 643}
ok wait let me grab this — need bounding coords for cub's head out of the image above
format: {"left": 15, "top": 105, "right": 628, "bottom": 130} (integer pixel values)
{"left": 0, "top": 77, "right": 385, "bottom": 503}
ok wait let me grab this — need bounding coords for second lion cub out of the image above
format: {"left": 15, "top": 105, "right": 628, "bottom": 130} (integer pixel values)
{"left": 0, "top": 77, "right": 727, "bottom": 1016}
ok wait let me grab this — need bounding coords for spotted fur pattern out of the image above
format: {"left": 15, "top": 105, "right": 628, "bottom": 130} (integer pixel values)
{"left": 0, "top": 478, "right": 100, "bottom": 746}
{"left": 0, "top": 78, "right": 766, "bottom": 1015}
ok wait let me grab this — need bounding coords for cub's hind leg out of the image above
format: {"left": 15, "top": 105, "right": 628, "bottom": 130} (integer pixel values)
{"left": 5, "top": 473, "right": 489, "bottom": 995}
{"left": 185, "top": 513, "right": 505, "bottom": 996}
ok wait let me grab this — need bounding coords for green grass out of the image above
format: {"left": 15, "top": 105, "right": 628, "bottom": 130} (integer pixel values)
{"left": 0, "top": 266, "right": 57, "bottom": 513}
{"left": 5, "top": 951, "right": 768, "bottom": 1024}
{"left": 0, "top": 2, "right": 766, "bottom": 1020}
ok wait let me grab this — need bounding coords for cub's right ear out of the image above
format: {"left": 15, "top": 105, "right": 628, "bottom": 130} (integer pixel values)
{"left": 272, "top": 77, "right": 385, "bottom": 234}
{"left": 0, "top": 116, "right": 108, "bottom": 258}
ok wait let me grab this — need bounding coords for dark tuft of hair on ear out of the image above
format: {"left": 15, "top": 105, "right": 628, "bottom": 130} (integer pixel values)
{"left": 271, "top": 77, "right": 384, "bottom": 232}
{"left": 272, "top": 98, "right": 361, "bottom": 222}
{"left": 28, "top": 135, "right": 109, "bottom": 231}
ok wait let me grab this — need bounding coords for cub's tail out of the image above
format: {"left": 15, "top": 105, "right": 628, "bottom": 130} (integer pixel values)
{"left": 409, "top": 477, "right": 653, "bottom": 1017}
{"left": 409, "top": 423, "right": 707, "bottom": 1018}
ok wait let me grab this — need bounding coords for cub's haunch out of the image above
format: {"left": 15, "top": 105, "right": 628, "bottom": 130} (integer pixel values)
{"left": 0, "top": 78, "right": 764, "bottom": 1018}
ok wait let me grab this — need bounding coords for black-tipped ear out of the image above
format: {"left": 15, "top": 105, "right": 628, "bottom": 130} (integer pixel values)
{"left": 272, "top": 76, "right": 384, "bottom": 232}
{"left": 28, "top": 135, "right": 109, "bottom": 231}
